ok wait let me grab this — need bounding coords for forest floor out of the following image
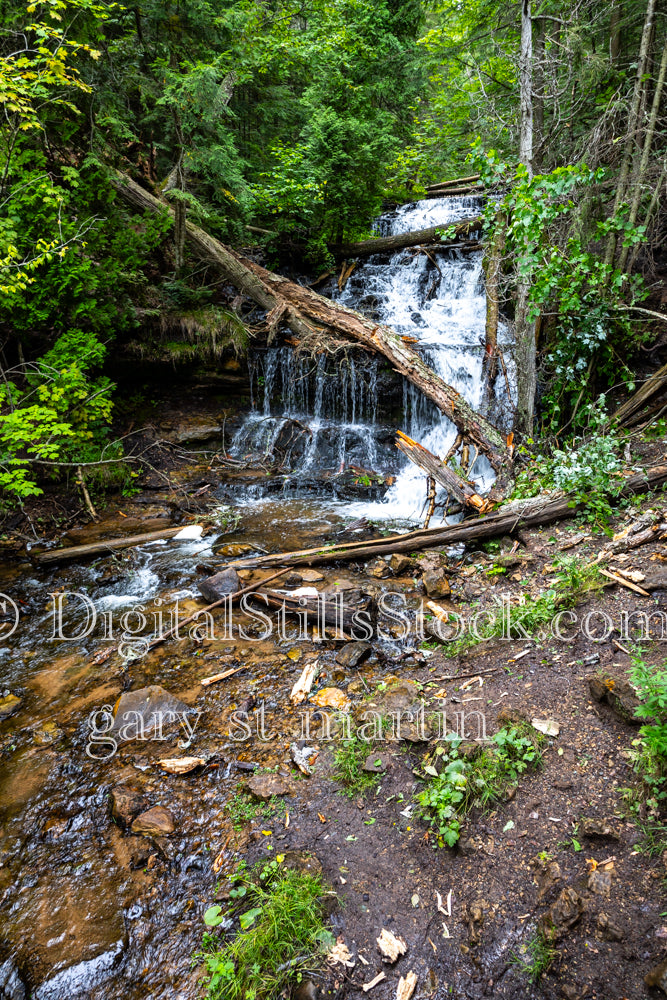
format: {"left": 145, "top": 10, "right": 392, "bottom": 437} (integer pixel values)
{"left": 0, "top": 407, "right": 666, "bottom": 1000}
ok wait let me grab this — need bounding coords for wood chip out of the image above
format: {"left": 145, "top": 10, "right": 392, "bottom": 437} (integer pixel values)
{"left": 377, "top": 928, "right": 407, "bottom": 963}
{"left": 157, "top": 756, "right": 205, "bottom": 774}
{"left": 531, "top": 718, "right": 560, "bottom": 737}
{"left": 328, "top": 939, "right": 355, "bottom": 968}
{"left": 362, "top": 972, "right": 386, "bottom": 992}
{"left": 201, "top": 665, "right": 246, "bottom": 686}
{"left": 396, "top": 971, "right": 418, "bottom": 1000}
{"left": 600, "top": 568, "right": 651, "bottom": 597}
{"left": 609, "top": 566, "right": 646, "bottom": 583}
{"left": 290, "top": 659, "right": 319, "bottom": 704}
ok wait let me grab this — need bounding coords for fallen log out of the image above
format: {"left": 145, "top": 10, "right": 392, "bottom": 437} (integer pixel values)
{"left": 426, "top": 174, "right": 481, "bottom": 191}
{"left": 33, "top": 526, "right": 197, "bottom": 565}
{"left": 424, "top": 184, "right": 482, "bottom": 199}
{"left": 223, "top": 465, "right": 667, "bottom": 570}
{"left": 331, "top": 218, "right": 482, "bottom": 259}
{"left": 395, "top": 430, "right": 488, "bottom": 511}
{"left": 111, "top": 172, "right": 507, "bottom": 470}
{"left": 611, "top": 360, "right": 667, "bottom": 426}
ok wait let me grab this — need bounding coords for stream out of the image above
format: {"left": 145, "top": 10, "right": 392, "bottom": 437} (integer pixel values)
{"left": 0, "top": 194, "right": 515, "bottom": 999}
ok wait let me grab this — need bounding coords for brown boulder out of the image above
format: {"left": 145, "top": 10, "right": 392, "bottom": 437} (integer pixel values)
{"left": 198, "top": 567, "right": 240, "bottom": 603}
{"left": 422, "top": 568, "right": 451, "bottom": 599}
{"left": 539, "top": 887, "right": 584, "bottom": 941}
{"left": 110, "top": 787, "right": 146, "bottom": 828}
{"left": 246, "top": 773, "right": 294, "bottom": 801}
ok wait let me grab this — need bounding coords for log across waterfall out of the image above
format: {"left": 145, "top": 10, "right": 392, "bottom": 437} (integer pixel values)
{"left": 110, "top": 171, "right": 509, "bottom": 475}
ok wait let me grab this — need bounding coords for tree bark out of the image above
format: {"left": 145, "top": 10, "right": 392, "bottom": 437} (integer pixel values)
{"left": 617, "top": 32, "right": 667, "bottom": 273}
{"left": 426, "top": 174, "right": 480, "bottom": 192}
{"left": 519, "top": 0, "right": 534, "bottom": 177}
{"left": 394, "top": 430, "right": 489, "bottom": 511}
{"left": 110, "top": 171, "right": 508, "bottom": 469}
{"left": 611, "top": 359, "right": 667, "bottom": 426}
{"left": 222, "top": 464, "right": 667, "bottom": 570}
{"left": 34, "top": 526, "right": 190, "bottom": 564}
{"left": 332, "top": 218, "right": 481, "bottom": 258}
{"left": 604, "top": 0, "right": 657, "bottom": 273}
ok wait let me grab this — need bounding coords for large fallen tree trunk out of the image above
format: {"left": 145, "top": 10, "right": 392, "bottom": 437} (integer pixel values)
{"left": 395, "top": 430, "right": 489, "bottom": 511}
{"left": 111, "top": 172, "right": 507, "bottom": 470}
{"left": 611, "top": 360, "right": 667, "bottom": 426}
{"left": 425, "top": 174, "right": 481, "bottom": 192}
{"left": 34, "top": 526, "right": 192, "bottom": 565}
{"left": 331, "top": 218, "right": 482, "bottom": 259}
{"left": 222, "top": 464, "right": 667, "bottom": 570}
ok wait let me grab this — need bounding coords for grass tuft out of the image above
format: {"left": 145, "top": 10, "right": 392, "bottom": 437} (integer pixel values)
{"left": 332, "top": 738, "right": 382, "bottom": 797}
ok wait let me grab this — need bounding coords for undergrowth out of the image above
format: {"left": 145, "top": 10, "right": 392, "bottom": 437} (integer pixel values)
{"left": 415, "top": 725, "right": 545, "bottom": 847}
{"left": 621, "top": 649, "right": 667, "bottom": 822}
{"left": 225, "top": 789, "right": 286, "bottom": 831}
{"left": 434, "top": 554, "right": 602, "bottom": 657}
{"left": 510, "top": 928, "right": 557, "bottom": 983}
{"left": 332, "top": 738, "right": 382, "bottom": 797}
{"left": 199, "top": 857, "right": 332, "bottom": 1000}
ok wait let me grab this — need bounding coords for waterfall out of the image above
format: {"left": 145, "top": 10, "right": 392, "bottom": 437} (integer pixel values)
{"left": 231, "top": 194, "right": 512, "bottom": 521}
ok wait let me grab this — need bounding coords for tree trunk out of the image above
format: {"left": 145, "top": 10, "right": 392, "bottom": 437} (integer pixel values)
{"left": 515, "top": 0, "right": 537, "bottom": 436}
{"left": 533, "top": 17, "right": 545, "bottom": 172}
{"left": 611, "top": 359, "right": 667, "bottom": 426}
{"left": 610, "top": 2, "right": 622, "bottom": 62}
{"left": 394, "top": 431, "right": 489, "bottom": 511}
{"left": 426, "top": 174, "right": 480, "bottom": 192}
{"left": 111, "top": 171, "right": 509, "bottom": 469}
{"left": 332, "top": 218, "right": 481, "bottom": 258}
{"left": 617, "top": 33, "right": 667, "bottom": 273}
{"left": 604, "top": 0, "right": 657, "bottom": 273}
{"left": 482, "top": 211, "right": 507, "bottom": 393}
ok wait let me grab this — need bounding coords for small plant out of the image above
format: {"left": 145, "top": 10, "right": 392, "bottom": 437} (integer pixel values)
{"left": 415, "top": 726, "right": 544, "bottom": 846}
{"left": 333, "top": 738, "right": 382, "bottom": 797}
{"left": 199, "top": 857, "right": 332, "bottom": 1000}
{"left": 205, "top": 503, "right": 242, "bottom": 533}
{"left": 225, "top": 789, "right": 285, "bottom": 831}
{"left": 510, "top": 928, "right": 557, "bottom": 983}
{"left": 626, "top": 648, "right": 667, "bottom": 816}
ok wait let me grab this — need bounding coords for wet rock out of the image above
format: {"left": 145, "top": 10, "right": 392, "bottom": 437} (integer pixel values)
{"left": 647, "top": 957, "right": 667, "bottom": 993}
{"left": 363, "top": 752, "right": 389, "bottom": 773}
{"left": 110, "top": 787, "right": 146, "bottom": 828}
{"left": 374, "top": 678, "right": 421, "bottom": 714}
{"left": 389, "top": 554, "right": 415, "bottom": 575}
{"left": 587, "top": 868, "right": 612, "bottom": 896}
{"left": 311, "top": 687, "right": 350, "bottom": 711}
{"left": 643, "top": 568, "right": 667, "bottom": 591}
{"left": 417, "top": 549, "right": 445, "bottom": 571}
{"left": 247, "top": 773, "right": 294, "bottom": 800}
{"left": 34, "top": 940, "right": 126, "bottom": 1000}
{"left": 368, "top": 558, "right": 392, "bottom": 579}
{"left": 336, "top": 641, "right": 371, "bottom": 668}
{"left": 540, "top": 887, "right": 584, "bottom": 941}
{"left": 587, "top": 672, "right": 640, "bottom": 724}
{"left": 131, "top": 805, "right": 176, "bottom": 836}
{"left": 0, "top": 693, "right": 22, "bottom": 722}
{"left": 111, "top": 685, "right": 193, "bottom": 738}
{"left": 0, "top": 958, "right": 26, "bottom": 1000}
{"left": 581, "top": 817, "right": 620, "bottom": 839}
{"left": 198, "top": 567, "right": 240, "bottom": 603}
{"left": 596, "top": 912, "right": 624, "bottom": 942}
{"left": 216, "top": 543, "right": 255, "bottom": 557}
{"left": 422, "top": 568, "right": 451, "bottom": 599}
{"left": 298, "top": 569, "right": 325, "bottom": 583}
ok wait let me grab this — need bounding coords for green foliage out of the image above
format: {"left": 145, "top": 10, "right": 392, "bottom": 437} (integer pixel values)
{"left": 199, "top": 857, "right": 331, "bottom": 1000}
{"left": 333, "top": 738, "right": 382, "bottom": 797}
{"left": 626, "top": 649, "right": 667, "bottom": 817}
{"left": 510, "top": 403, "right": 625, "bottom": 527}
{"left": 224, "top": 789, "right": 285, "bottom": 831}
{"left": 510, "top": 928, "right": 557, "bottom": 983}
{"left": 415, "top": 727, "right": 543, "bottom": 847}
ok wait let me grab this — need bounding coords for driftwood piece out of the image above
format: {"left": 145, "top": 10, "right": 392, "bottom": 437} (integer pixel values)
{"left": 34, "top": 526, "right": 193, "bottom": 565}
{"left": 424, "top": 184, "right": 482, "bottom": 198}
{"left": 426, "top": 174, "right": 481, "bottom": 191}
{"left": 395, "top": 430, "right": 488, "bottom": 511}
{"left": 331, "top": 218, "right": 482, "bottom": 258}
{"left": 110, "top": 173, "right": 506, "bottom": 470}
{"left": 254, "top": 588, "right": 371, "bottom": 638}
{"left": 612, "top": 360, "right": 667, "bottom": 426}
{"left": 223, "top": 465, "right": 667, "bottom": 570}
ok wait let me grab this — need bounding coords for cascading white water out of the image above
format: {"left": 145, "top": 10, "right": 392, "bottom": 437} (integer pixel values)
{"left": 231, "top": 194, "right": 512, "bottom": 523}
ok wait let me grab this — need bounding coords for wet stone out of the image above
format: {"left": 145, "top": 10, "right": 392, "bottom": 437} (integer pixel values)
{"left": 587, "top": 672, "right": 640, "bottom": 724}
{"left": 581, "top": 817, "right": 620, "bottom": 839}
{"left": 198, "top": 567, "right": 240, "bottom": 603}
{"left": 111, "top": 685, "right": 193, "bottom": 738}
{"left": 422, "top": 568, "right": 451, "bottom": 599}
{"left": 389, "top": 554, "right": 415, "bottom": 575}
{"left": 0, "top": 958, "right": 26, "bottom": 1000}
{"left": 368, "top": 558, "right": 392, "bottom": 579}
{"left": 216, "top": 543, "right": 255, "bottom": 557}
{"left": 131, "top": 805, "right": 176, "bottom": 836}
{"left": 110, "top": 787, "right": 146, "bottom": 828}
{"left": 247, "top": 773, "right": 293, "bottom": 800}
{"left": 363, "top": 752, "right": 389, "bottom": 773}
{"left": 336, "top": 641, "right": 371, "bottom": 668}
{"left": 0, "top": 693, "right": 22, "bottom": 722}
{"left": 298, "top": 568, "right": 325, "bottom": 583}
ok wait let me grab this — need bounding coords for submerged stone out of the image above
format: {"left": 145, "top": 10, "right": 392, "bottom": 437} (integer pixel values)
{"left": 111, "top": 685, "right": 193, "bottom": 738}
{"left": 198, "top": 567, "right": 240, "bottom": 603}
{"left": 336, "top": 641, "right": 371, "bottom": 668}
{"left": 0, "top": 693, "right": 22, "bottom": 722}
{"left": 131, "top": 805, "right": 176, "bottom": 836}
